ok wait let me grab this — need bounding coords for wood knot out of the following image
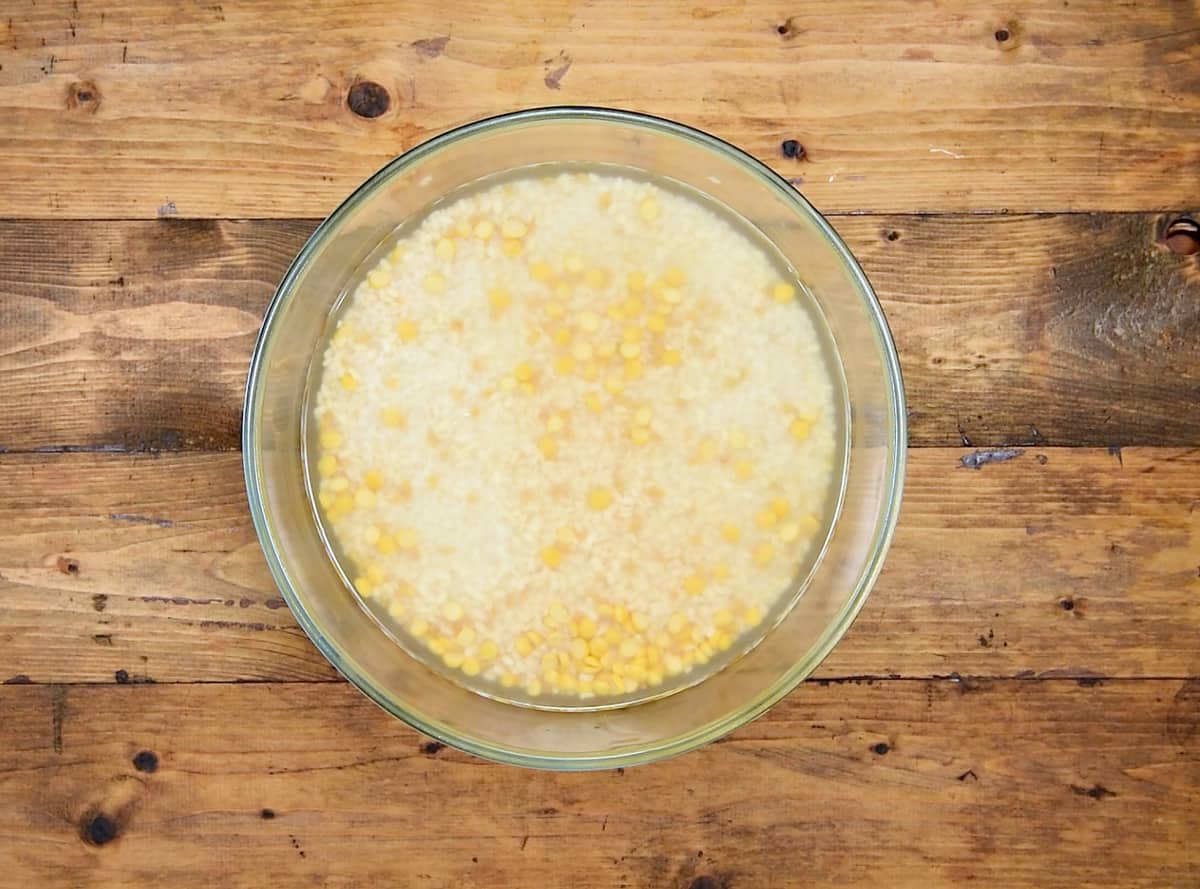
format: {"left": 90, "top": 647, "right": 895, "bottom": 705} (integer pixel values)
{"left": 871, "top": 741, "right": 890, "bottom": 755}
{"left": 260, "top": 808, "right": 276, "bottom": 819}
{"left": 1163, "top": 217, "right": 1199, "bottom": 256}
{"left": 992, "top": 21, "right": 1021, "bottom": 51}
{"left": 688, "top": 877, "right": 725, "bottom": 889}
{"left": 131, "top": 750, "right": 158, "bottom": 773}
{"left": 1070, "top": 783, "right": 1116, "bottom": 800}
{"left": 775, "top": 17, "right": 800, "bottom": 39}
{"left": 66, "top": 80, "right": 101, "bottom": 112}
{"left": 780, "top": 139, "right": 806, "bottom": 160}
{"left": 421, "top": 740, "right": 445, "bottom": 755}
{"left": 347, "top": 80, "right": 390, "bottom": 118}
{"left": 56, "top": 555, "right": 80, "bottom": 575}
{"left": 81, "top": 813, "right": 118, "bottom": 846}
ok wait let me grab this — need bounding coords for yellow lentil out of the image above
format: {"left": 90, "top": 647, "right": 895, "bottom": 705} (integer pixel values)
{"left": 754, "top": 543, "right": 775, "bottom": 565}
{"left": 541, "top": 545, "right": 563, "bottom": 569}
{"left": 500, "top": 219, "right": 529, "bottom": 239}
{"left": 488, "top": 288, "right": 512, "bottom": 313}
{"left": 423, "top": 272, "right": 447, "bottom": 294}
{"left": 772, "top": 281, "right": 796, "bottom": 303}
{"left": 393, "top": 317, "right": 421, "bottom": 344}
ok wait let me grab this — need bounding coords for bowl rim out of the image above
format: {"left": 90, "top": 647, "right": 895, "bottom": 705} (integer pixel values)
{"left": 243, "top": 105, "right": 907, "bottom": 769}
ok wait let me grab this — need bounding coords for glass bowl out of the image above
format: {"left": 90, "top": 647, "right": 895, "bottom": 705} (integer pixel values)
{"left": 243, "top": 107, "right": 905, "bottom": 769}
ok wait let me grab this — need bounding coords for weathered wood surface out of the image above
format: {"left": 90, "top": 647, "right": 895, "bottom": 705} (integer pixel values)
{"left": 1, "top": 680, "right": 1196, "bottom": 888}
{"left": 1, "top": 1, "right": 1199, "bottom": 218}
{"left": 1, "top": 1, "right": 1198, "bottom": 882}
{"left": 1, "top": 215, "right": 1197, "bottom": 452}
{"left": 2, "top": 447, "right": 1196, "bottom": 685}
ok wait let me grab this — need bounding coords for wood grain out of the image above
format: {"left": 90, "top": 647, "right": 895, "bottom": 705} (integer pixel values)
{"left": 1, "top": 679, "right": 1196, "bottom": 888}
{"left": 0, "top": 219, "right": 302, "bottom": 452}
{"left": 1, "top": 1, "right": 1198, "bottom": 218}
{"left": 2, "top": 447, "right": 1197, "bottom": 685}
{"left": 1, "top": 2, "right": 1195, "bottom": 883}
{"left": 1, "top": 215, "right": 1197, "bottom": 452}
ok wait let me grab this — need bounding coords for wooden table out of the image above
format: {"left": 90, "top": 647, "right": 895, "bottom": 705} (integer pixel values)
{"left": 2, "top": 2, "right": 1198, "bottom": 886}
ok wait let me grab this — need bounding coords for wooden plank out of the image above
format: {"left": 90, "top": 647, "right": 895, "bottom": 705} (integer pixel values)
{"left": 0, "top": 1, "right": 1198, "bottom": 218}
{"left": 1, "top": 447, "right": 1197, "bottom": 685}
{"left": 1, "top": 215, "right": 1198, "bottom": 451}
{"left": 0, "top": 219, "right": 304, "bottom": 452}
{"left": 0, "top": 680, "right": 1196, "bottom": 888}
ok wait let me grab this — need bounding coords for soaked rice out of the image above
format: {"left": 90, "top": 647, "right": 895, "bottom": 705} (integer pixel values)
{"left": 311, "top": 169, "right": 840, "bottom": 704}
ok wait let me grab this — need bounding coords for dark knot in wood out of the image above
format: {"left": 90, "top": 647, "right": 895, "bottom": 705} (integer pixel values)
{"left": 67, "top": 80, "right": 101, "bottom": 112}
{"left": 781, "top": 139, "right": 806, "bottom": 160}
{"left": 81, "top": 813, "right": 118, "bottom": 846}
{"left": 347, "top": 80, "right": 390, "bottom": 119}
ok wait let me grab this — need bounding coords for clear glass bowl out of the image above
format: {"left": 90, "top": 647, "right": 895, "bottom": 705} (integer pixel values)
{"left": 243, "top": 107, "right": 906, "bottom": 769}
